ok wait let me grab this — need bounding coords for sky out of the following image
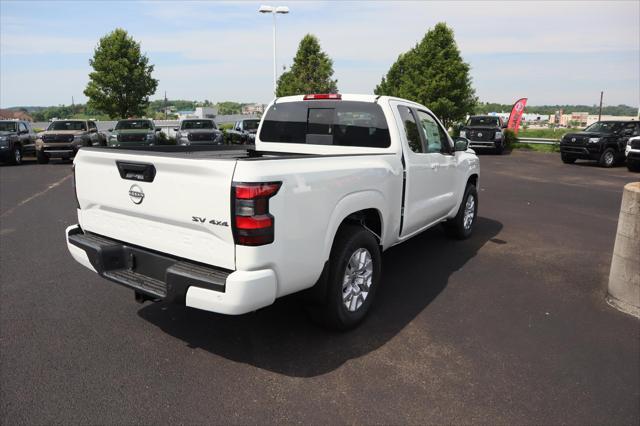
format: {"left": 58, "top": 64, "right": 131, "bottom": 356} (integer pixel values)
{"left": 1, "top": 0, "right": 639, "bottom": 108}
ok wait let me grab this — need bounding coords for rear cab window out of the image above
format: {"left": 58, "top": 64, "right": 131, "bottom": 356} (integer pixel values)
{"left": 259, "top": 101, "right": 391, "bottom": 148}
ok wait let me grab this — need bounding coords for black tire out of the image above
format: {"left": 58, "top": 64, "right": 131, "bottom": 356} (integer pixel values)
{"left": 627, "top": 161, "right": 640, "bottom": 172}
{"left": 443, "top": 183, "right": 478, "bottom": 240}
{"left": 309, "top": 225, "right": 381, "bottom": 330}
{"left": 599, "top": 148, "right": 616, "bottom": 168}
{"left": 494, "top": 143, "right": 504, "bottom": 155}
{"left": 9, "top": 145, "right": 22, "bottom": 165}
{"left": 36, "top": 150, "right": 49, "bottom": 164}
{"left": 561, "top": 153, "right": 576, "bottom": 164}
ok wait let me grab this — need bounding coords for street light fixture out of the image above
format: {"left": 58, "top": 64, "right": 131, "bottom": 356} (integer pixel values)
{"left": 259, "top": 5, "right": 289, "bottom": 96}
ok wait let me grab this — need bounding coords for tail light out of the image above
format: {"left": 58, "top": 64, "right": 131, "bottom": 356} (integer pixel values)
{"left": 303, "top": 93, "right": 341, "bottom": 100}
{"left": 232, "top": 182, "right": 281, "bottom": 246}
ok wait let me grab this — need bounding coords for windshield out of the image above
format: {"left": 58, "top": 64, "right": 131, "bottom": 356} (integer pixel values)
{"left": 260, "top": 101, "right": 390, "bottom": 148}
{"left": 115, "top": 120, "right": 153, "bottom": 130}
{"left": 48, "top": 121, "right": 86, "bottom": 131}
{"left": 0, "top": 122, "right": 17, "bottom": 132}
{"left": 466, "top": 116, "right": 499, "bottom": 127}
{"left": 181, "top": 120, "right": 215, "bottom": 130}
{"left": 243, "top": 120, "right": 259, "bottom": 131}
{"left": 583, "top": 122, "right": 624, "bottom": 134}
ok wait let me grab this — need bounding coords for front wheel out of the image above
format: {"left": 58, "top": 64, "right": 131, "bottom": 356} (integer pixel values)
{"left": 9, "top": 146, "right": 22, "bottom": 165}
{"left": 561, "top": 153, "right": 576, "bottom": 164}
{"left": 443, "top": 184, "right": 478, "bottom": 240}
{"left": 627, "top": 161, "right": 640, "bottom": 172}
{"left": 308, "top": 225, "right": 381, "bottom": 330}
{"left": 599, "top": 148, "right": 616, "bottom": 168}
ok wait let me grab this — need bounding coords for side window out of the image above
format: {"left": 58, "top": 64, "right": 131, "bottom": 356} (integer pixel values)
{"left": 19, "top": 122, "right": 28, "bottom": 133}
{"left": 635, "top": 123, "right": 640, "bottom": 136}
{"left": 416, "top": 110, "right": 447, "bottom": 153}
{"left": 90, "top": 121, "right": 98, "bottom": 131}
{"left": 623, "top": 122, "right": 637, "bottom": 136}
{"left": 397, "top": 106, "right": 423, "bottom": 153}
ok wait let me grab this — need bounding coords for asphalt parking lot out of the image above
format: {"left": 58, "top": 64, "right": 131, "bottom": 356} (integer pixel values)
{"left": 1, "top": 151, "right": 638, "bottom": 424}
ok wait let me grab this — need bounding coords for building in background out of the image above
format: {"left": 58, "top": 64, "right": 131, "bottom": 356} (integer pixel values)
{"left": 0, "top": 109, "right": 33, "bottom": 121}
{"left": 177, "top": 106, "right": 218, "bottom": 120}
{"left": 548, "top": 113, "right": 637, "bottom": 127}
{"left": 241, "top": 103, "right": 265, "bottom": 115}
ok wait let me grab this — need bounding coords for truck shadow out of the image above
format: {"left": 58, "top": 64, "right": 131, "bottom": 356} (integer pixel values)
{"left": 137, "top": 216, "right": 502, "bottom": 377}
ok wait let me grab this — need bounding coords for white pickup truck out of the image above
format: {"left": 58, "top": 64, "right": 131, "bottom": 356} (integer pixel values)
{"left": 66, "top": 94, "right": 480, "bottom": 329}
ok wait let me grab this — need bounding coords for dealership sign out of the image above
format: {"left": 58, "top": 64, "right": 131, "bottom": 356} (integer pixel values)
{"left": 507, "top": 98, "right": 528, "bottom": 135}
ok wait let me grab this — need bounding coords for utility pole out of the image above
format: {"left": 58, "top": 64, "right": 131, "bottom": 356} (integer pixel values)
{"left": 259, "top": 5, "right": 290, "bottom": 96}
{"left": 164, "top": 91, "right": 168, "bottom": 120}
{"left": 598, "top": 91, "right": 603, "bottom": 121}
{"left": 71, "top": 96, "right": 75, "bottom": 116}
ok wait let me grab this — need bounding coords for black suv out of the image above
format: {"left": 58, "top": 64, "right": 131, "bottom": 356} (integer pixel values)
{"left": 0, "top": 120, "right": 37, "bottom": 165}
{"left": 560, "top": 121, "right": 639, "bottom": 167}
{"left": 460, "top": 115, "right": 506, "bottom": 154}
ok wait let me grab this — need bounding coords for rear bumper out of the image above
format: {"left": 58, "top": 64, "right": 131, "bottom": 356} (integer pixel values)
{"left": 65, "top": 225, "right": 277, "bottom": 315}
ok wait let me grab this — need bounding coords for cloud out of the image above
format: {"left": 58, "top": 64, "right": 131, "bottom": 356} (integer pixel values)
{"left": 1, "top": 0, "right": 638, "bottom": 107}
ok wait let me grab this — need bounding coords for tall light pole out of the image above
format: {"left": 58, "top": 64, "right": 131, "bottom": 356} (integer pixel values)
{"left": 259, "top": 5, "right": 289, "bottom": 96}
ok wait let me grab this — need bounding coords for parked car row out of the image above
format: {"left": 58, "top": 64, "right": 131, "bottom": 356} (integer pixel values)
{"left": 559, "top": 120, "right": 640, "bottom": 171}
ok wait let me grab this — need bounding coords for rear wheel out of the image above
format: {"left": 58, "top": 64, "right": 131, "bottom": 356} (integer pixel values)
{"left": 494, "top": 142, "right": 504, "bottom": 155}
{"left": 561, "top": 153, "right": 576, "bottom": 164}
{"left": 599, "top": 148, "right": 616, "bottom": 168}
{"left": 308, "top": 225, "right": 381, "bottom": 330}
{"left": 443, "top": 184, "right": 478, "bottom": 240}
{"left": 9, "top": 146, "right": 22, "bottom": 165}
{"left": 36, "top": 150, "right": 49, "bottom": 164}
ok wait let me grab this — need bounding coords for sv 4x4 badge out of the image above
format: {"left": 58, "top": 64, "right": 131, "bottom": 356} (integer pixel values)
{"left": 192, "top": 216, "right": 229, "bottom": 227}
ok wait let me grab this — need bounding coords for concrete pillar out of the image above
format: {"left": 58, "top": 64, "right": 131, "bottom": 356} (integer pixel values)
{"left": 607, "top": 182, "right": 640, "bottom": 318}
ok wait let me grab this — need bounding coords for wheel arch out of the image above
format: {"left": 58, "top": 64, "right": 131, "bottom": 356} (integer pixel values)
{"left": 323, "top": 191, "right": 387, "bottom": 264}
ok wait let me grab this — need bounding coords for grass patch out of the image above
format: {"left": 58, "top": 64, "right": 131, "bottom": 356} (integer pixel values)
{"left": 513, "top": 142, "right": 560, "bottom": 153}
{"left": 517, "top": 128, "right": 580, "bottom": 139}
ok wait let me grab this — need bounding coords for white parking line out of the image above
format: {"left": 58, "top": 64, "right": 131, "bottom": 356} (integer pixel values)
{"left": 0, "top": 173, "right": 72, "bottom": 219}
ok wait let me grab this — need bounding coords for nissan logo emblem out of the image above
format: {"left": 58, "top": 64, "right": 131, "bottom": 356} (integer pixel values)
{"left": 129, "top": 184, "right": 144, "bottom": 204}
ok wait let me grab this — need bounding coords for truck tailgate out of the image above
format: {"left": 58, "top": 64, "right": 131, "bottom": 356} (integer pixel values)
{"left": 74, "top": 149, "right": 237, "bottom": 270}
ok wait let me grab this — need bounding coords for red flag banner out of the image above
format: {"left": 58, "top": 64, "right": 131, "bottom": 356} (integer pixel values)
{"left": 507, "top": 98, "right": 527, "bottom": 134}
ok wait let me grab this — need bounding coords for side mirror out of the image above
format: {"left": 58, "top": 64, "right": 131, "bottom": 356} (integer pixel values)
{"left": 501, "top": 123, "right": 508, "bottom": 129}
{"left": 107, "top": 128, "right": 113, "bottom": 132}
{"left": 623, "top": 129, "right": 633, "bottom": 136}
{"left": 454, "top": 137, "right": 470, "bottom": 151}
{"left": 155, "top": 128, "right": 162, "bottom": 132}
{"left": 173, "top": 127, "right": 179, "bottom": 131}
{"left": 19, "top": 130, "right": 28, "bottom": 135}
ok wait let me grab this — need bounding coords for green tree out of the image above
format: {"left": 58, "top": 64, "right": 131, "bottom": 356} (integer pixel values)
{"left": 84, "top": 28, "right": 158, "bottom": 119}
{"left": 216, "top": 101, "right": 243, "bottom": 115}
{"left": 375, "top": 23, "right": 476, "bottom": 128}
{"left": 276, "top": 34, "right": 337, "bottom": 97}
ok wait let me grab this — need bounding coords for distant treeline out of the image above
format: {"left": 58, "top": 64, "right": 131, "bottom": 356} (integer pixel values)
{"left": 475, "top": 102, "right": 638, "bottom": 116}
{"left": 9, "top": 99, "right": 253, "bottom": 121}
{"left": 9, "top": 100, "right": 638, "bottom": 121}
